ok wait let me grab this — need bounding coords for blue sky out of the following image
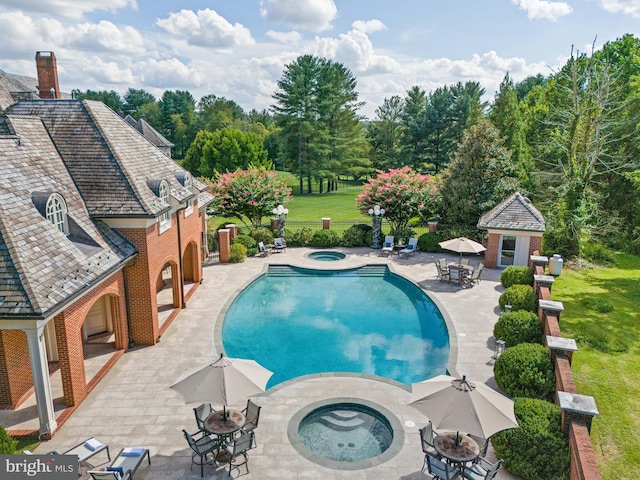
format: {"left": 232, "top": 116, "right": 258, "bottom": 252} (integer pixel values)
{"left": 0, "top": 0, "right": 639, "bottom": 118}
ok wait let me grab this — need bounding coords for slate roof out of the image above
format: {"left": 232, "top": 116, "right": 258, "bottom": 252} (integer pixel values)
{"left": 5, "top": 100, "right": 198, "bottom": 217}
{"left": 0, "top": 115, "right": 136, "bottom": 318}
{"left": 477, "top": 192, "right": 545, "bottom": 232}
{"left": 0, "top": 68, "right": 39, "bottom": 111}
{"left": 123, "top": 114, "right": 174, "bottom": 150}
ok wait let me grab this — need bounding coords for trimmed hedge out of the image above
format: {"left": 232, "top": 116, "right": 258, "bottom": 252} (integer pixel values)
{"left": 310, "top": 229, "right": 341, "bottom": 248}
{"left": 494, "top": 343, "right": 555, "bottom": 401}
{"left": 233, "top": 234, "right": 258, "bottom": 257}
{"left": 286, "top": 227, "right": 313, "bottom": 246}
{"left": 417, "top": 232, "right": 444, "bottom": 253}
{"left": 229, "top": 243, "right": 247, "bottom": 263}
{"left": 500, "top": 266, "right": 534, "bottom": 288}
{"left": 249, "top": 227, "right": 274, "bottom": 246}
{"left": 492, "top": 398, "right": 570, "bottom": 480}
{"left": 341, "top": 224, "right": 370, "bottom": 247}
{"left": 493, "top": 310, "right": 543, "bottom": 347}
{"left": 498, "top": 284, "right": 537, "bottom": 312}
{"left": 0, "top": 426, "right": 17, "bottom": 454}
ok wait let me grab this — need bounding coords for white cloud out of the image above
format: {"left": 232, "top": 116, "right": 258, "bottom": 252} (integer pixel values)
{"left": 511, "top": 0, "right": 573, "bottom": 20}
{"left": 156, "top": 9, "right": 254, "bottom": 49}
{"left": 63, "top": 21, "right": 147, "bottom": 55}
{"left": 265, "top": 30, "right": 303, "bottom": 44}
{"left": 260, "top": 0, "right": 337, "bottom": 32}
{"left": 351, "top": 19, "right": 387, "bottom": 34}
{"left": 598, "top": 0, "right": 640, "bottom": 18}
{"left": 135, "top": 58, "right": 202, "bottom": 89}
{"left": 81, "top": 55, "right": 135, "bottom": 84}
{"left": 0, "top": 0, "right": 136, "bottom": 19}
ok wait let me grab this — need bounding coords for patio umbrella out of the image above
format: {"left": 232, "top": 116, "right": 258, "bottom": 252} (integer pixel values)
{"left": 438, "top": 237, "right": 486, "bottom": 262}
{"left": 170, "top": 353, "right": 273, "bottom": 417}
{"left": 409, "top": 375, "right": 518, "bottom": 439}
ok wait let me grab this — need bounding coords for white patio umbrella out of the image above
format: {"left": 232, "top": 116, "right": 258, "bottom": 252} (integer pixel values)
{"left": 409, "top": 375, "right": 518, "bottom": 440}
{"left": 439, "top": 237, "right": 486, "bottom": 263}
{"left": 170, "top": 353, "right": 273, "bottom": 417}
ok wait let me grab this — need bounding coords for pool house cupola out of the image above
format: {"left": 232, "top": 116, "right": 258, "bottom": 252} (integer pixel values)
{"left": 477, "top": 192, "right": 545, "bottom": 269}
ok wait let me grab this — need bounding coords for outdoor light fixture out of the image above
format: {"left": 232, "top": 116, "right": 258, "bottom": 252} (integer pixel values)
{"left": 368, "top": 205, "right": 386, "bottom": 249}
{"left": 272, "top": 204, "right": 289, "bottom": 238}
{"left": 493, "top": 339, "right": 506, "bottom": 359}
{"left": 272, "top": 204, "right": 289, "bottom": 217}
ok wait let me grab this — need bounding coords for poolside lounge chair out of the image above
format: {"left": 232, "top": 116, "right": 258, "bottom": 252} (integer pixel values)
{"left": 87, "top": 447, "right": 151, "bottom": 480}
{"left": 463, "top": 457, "right": 503, "bottom": 480}
{"left": 380, "top": 236, "right": 394, "bottom": 256}
{"left": 273, "top": 238, "right": 286, "bottom": 253}
{"left": 426, "top": 453, "right": 462, "bottom": 479}
{"left": 399, "top": 237, "right": 419, "bottom": 257}
{"left": 257, "top": 242, "right": 272, "bottom": 257}
{"left": 62, "top": 437, "right": 111, "bottom": 465}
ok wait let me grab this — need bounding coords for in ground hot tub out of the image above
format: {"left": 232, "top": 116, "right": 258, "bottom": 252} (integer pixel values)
{"left": 288, "top": 398, "right": 404, "bottom": 470}
{"left": 306, "top": 251, "right": 346, "bottom": 261}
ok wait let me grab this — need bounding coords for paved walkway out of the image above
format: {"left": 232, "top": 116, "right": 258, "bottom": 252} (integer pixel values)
{"left": 24, "top": 247, "right": 515, "bottom": 479}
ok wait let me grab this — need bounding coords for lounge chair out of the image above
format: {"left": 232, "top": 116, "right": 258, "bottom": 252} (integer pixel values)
{"left": 87, "top": 447, "right": 151, "bottom": 480}
{"left": 463, "top": 457, "right": 503, "bottom": 480}
{"left": 62, "top": 437, "right": 111, "bottom": 465}
{"left": 257, "top": 242, "right": 272, "bottom": 257}
{"left": 426, "top": 453, "right": 462, "bottom": 480}
{"left": 273, "top": 238, "right": 286, "bottom": 253}
{"left": 399, "top": 237, "right": 418, "bottom": 257}
{"left": 380, "top": 236, "right": 394, "bottom": 256}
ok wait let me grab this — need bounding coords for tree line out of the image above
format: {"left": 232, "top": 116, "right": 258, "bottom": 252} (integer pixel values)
{"left": 73, "top": 34, "right": 640, "bottom": 257}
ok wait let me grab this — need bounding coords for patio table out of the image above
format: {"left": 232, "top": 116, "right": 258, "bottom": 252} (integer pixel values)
{"left": 204, "top": 409, "right": 246, "bottom": 462}
{"left": 433, "top": 432, "right": 480, "bottom": 469}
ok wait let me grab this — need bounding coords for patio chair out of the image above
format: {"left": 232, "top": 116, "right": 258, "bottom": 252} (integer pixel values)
{"left": 448, "top": 266, "right": 462, "bottom": 285}
{"left": 462, "top": 457, "right": 503, "bottom": 480}
{"left": 273, "top": 237, "right": 286, "bottom": 253}
{"left": 465, "top": 263, "right": 484, "bottom": 285}
{"left": 380, "top": 235, "right": 394, "bottom": 256}
{"left": 399, "top": 237, "right": 419, "bottom": 257}
{"left": 193, "top": 402, "right": 213, "bottom": 435}
{"left": 469, "top": 434, "right": 489, "bottom": 460}
{"left": 219, "top": 431, "right": 254, "bottom": 477}
{"left": 435, "top": 262, "right": 449, "bottom": 281}
{"left": 426, "top": 453, "right": 462, "bottom": 480}
{"left": 241, "top": 399, "right": 261, "bottom": 447}
{"left": 87, "top": 447, "right": 151, "bottom": 480}
{"left": 183, "top": 429, "right": 220, "bottom": 478}
{"left": 460, "top": 258, "right": 470, "bottom": 266}
{"left": 419, "top": 422, "right": 441, "bottom": 471}
{"left": 257, "top": 242, "right": 272, "bottom": 257}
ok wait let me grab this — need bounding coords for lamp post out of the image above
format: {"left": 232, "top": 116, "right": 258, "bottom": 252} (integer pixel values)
{"left": 493, "top": 339, "right": 506, "bottom": 359}
{"left": 272, "top": 204, "right": 289, "bottom": 239}
{"left": 368, "top": 205, "right": 386, "bottom": 249}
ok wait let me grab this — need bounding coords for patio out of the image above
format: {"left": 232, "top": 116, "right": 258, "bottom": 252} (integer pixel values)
{"left": 14, "top": 247, "right": 516, "bottom": 479}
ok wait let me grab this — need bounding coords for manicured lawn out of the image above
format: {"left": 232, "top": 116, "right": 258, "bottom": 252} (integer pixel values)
{"left": 551, "top": 253, "right": 640, "bottom": 480}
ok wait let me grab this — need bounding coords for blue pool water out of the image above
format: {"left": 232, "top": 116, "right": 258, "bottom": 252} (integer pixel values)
{"left": 222, "top": 265, "right": 449, "bottom": 388}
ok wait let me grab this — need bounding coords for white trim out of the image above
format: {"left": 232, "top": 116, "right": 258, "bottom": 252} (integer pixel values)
{"left": 100, "top": 217, "right": 158, "bottom": 229}
{"left": 46, "top": 193, "right": 68, "bottom": 234}
{"left": 487, "top": 228, "right": 542, "bottom": 237}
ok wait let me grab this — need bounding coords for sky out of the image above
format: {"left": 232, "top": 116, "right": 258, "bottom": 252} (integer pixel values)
{"left": 0, "top": 0, "right": 639, "bottom": 118}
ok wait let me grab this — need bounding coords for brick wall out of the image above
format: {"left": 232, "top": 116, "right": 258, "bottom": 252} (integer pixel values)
{"left": 0, "top": 330, "right": 32, "bottom": 407}
{"left": 484, "top": 233, "right": 500, "bottom": 268}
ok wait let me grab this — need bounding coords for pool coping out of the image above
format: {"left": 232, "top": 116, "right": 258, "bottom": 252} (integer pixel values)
{"left": 213, "top": 260, "right": 459, "bottom": 382}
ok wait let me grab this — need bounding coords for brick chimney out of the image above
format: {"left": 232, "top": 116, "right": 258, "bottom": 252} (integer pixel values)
{"left": 35, "top": 51, "right": 60, "bottom": 99}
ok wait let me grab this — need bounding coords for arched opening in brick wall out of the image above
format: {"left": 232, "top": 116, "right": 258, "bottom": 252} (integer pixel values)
{"left": 182, "top": 240, "right": 201, "bottom": 284}
{"left": 156, "top": 261, "right": 180, "bottom": 330}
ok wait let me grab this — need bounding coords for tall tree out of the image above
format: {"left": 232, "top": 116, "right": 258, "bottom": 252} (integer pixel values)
{"left": 123, "top": 88, "right": 156, "bottom": 117}
{"left": 158, "top": 90, "right": 198, "bottom": 159}
{"left": 72, "top": 89, "right": 124, "bottom": 113}
{"left": 197, "top": 95, "right": 246, "bottom": 132}
{"left": 367, "top": 95, "right": 404, "bottom": 170}
{"left": 400, "top": 86, "right": 428, "bottom": 169}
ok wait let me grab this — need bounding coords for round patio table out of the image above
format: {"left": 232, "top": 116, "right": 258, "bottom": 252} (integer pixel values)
{"left": 433, "top": 432, "right": 480, "bottom": 465}
{"left": 204, "top": 409, "right": 246, "bottom": 437}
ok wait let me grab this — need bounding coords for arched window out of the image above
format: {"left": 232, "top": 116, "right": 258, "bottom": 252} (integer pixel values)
{"left": 184, "top": 172, "right": 194, "bottom": 217}
{"left": 45, "top": 193, "right": 68, "bottom": 234}
{"left": 159, "top": 180, "right": 171, "bottom": 231}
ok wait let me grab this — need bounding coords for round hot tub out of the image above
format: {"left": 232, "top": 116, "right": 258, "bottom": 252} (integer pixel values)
{"left": 306, "top": 251, "right": 347, "bottom": 261}
{"left": 288, "top": 398, "right": 403, "bottom": 470}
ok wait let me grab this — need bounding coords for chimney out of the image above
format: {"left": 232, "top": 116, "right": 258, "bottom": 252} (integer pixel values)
{"left": 35, "top": 51, "right": 61, "bottom": 99}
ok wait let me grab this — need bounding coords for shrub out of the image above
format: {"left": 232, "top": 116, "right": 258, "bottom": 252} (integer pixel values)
{"left": 492, "top": 398, "right": 570, "bottom": 480}
{"left": 287, "top": 227, "right": 313, "bottom": 247}
{"left": 493, "top": 311, "right": 543, "bottom": 347}
{"left": 0, "top": 426, "right": 17, "bottom": 454}
{"left": 417, "top": 232, "right": 444, "bottom": 252}
{"left": 500, "top": 266, "right": 533, "bottom": 288}
{"left": 341, "top": 225, "right": 368, "bottom": 247}
{"left": 229, "top": 243, "right": 247, "bottom": 263}
{"left": 390, "top": 226, "right": 416, "bottom": 245}
{"left": 580, "top": 241, "right": 615, "bottom": 266}
{"left": 494, "top": 343, "right": 555, "bottom": 401}
{"left": 498, "top": 285, "right": 537, "bottom": 312}
{"left": 233, "top": 234, "right": 258, "bottom": 257}
{"left": 310, "top": 229, "right": 341, "bottom": 248}
{"left": 250, "top": 227, "right": 274, "bottom": 246}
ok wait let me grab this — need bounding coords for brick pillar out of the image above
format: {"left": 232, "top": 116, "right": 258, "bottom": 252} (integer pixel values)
{"left": 0, "top": 330, "right": 32, "bottom": 407}
{"left": 270, "top": 218, "right": 278, "bottom": 233}
{"left": 484, "top": 233, "right": 500, "bottom": 268}
{"left": 219, "top": 229, "right": 231, "bottom": 263}
{"left": 428, "top": 221, "right": 438, "bottom": 233}
{"left": 225, "top": 224, "right": 238, "bottom": 241}
{"left": 54, "top": 312, "right": 87, "bottom": 406}
{"left": 322, "top": 218, "right": 331, "bottom": 230}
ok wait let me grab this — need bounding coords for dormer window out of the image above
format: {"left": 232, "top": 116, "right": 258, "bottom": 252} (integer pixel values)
{"left": 184, "top": 172, "right": 194, "bottom": 217}
{"left": 158, "top": 180, "right": 171, "bottom": 232}
{"left": 32, "top": 192, "right": 69, "bottom": 234}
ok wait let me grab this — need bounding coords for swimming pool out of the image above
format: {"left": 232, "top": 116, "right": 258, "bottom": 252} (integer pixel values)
{"left": 222, "top": 265, "right": 449, "bottom": 388}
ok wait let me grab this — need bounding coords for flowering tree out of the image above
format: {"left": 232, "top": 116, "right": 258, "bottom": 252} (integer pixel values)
{"left": 208, "top": 167, "right": 291, "bottom": 227}
{"left": 356, "top": 166, "right": 437, "bottom": 231}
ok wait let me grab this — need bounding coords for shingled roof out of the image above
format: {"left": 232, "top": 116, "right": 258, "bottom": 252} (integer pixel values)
{"left": 5, "top": 100, "right": 198, "bottom": 217}
{"left": 123, "top": 114, "right": 174, "bottom": 151}
{"left": 477, "top": 192, "right": 545, "bottom": 232}
{"left": 0, "top": 115, "right": 136, "bottom": 318}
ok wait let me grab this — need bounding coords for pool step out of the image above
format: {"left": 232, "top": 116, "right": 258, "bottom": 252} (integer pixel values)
{"left": 268, "top": 264, "right": 387, "bottom": 277}
{"left": 315, "top": 411, "right": 372, "bottom": 431}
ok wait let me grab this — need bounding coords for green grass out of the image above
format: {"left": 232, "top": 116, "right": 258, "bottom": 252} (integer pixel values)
{"left": 12, "top": 435, "right": 40, "bottom": 454}
{"left": 551, "top": 253, "right": 640, "bottom": 480}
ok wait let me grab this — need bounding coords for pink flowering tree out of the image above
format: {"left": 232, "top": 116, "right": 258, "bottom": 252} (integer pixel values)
{"left": 208, "top": 167, "right": 291, "bottom": 227}
{"left": 356, "top": 166, "right": 438, "bottom": 231}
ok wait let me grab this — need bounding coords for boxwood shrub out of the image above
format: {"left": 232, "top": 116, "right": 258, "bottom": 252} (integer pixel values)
{"left": 286, "top": 227, "right": 313, "bottom": 247}
{"left": 310, "top": 229, "right": 341, "bottom": 248}
{"left": 498, "top": 284, "right": 537, "bottom": 312}
{"left": 233, "top": 234, "right": 258, "bottom": 257}
{"left": 493, "top": 310, "right": 543, "bottom": 347}
{"left": 417, "top": 232, "right": 444, "bottom": 253}
{"left": 229, "top": 243, "right": 247, "bottom": 263}
{"left": 341, "top": 224, "right": 370, "bottom": 247}
{"left": 494, "top": 343, "right": 555, "bottom": 401}
{"left": 500, "top": 266, "right": 534, "bottom": 288}
{"left": 491, "top": 398, "right": 570, "bottom": 480}
{"left": 0, "top": 426, "right": 17, "bottom": 454}
{"left": 249, "top": 227, "right": 274, "bottom": 246}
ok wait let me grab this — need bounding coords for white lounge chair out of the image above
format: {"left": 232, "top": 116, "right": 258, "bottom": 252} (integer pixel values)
{"left": 399, "top": 237, "right": 418, "bottom": 257}
{"left": 380, "top": 236, "right": 394, "bottom": 256}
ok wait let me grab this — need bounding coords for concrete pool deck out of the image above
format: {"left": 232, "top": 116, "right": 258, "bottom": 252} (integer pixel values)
{"left": 20, "top": 247, "right": 516, "bottom": 479}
